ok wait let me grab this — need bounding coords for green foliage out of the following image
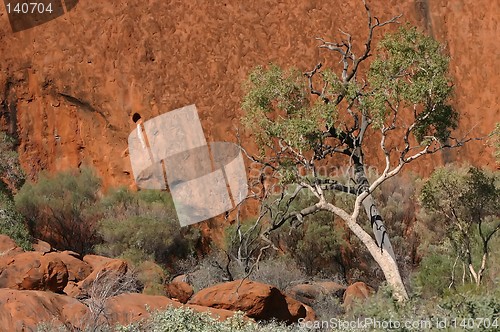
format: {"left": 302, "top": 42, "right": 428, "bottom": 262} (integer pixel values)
{"left": 419, "top": 166, "right": 499, "bottom": 250}
{"left": 117, "top": 307, "right": 306, "bottom": 332}
{"left": 0, "top": 192, "right": 32, "bottom": 250}
{"left": 242, "top": 26, "right": 458, "bottom": 161}
{"left": 96, "top": 188, "right": 200, "bottom": 267}
{"left": 418, "top": 165, "right": 499, "bottom": 287}
{"left": 242, "top": 64, "right": 307, "bottom": 115}
{"left": 491, "top": 123, "right": 500, "bottom": 162}
{"left": 241, "top": 64, "right": 334, "bottom": 153}
{"left": 413, "top": 251, "right": 453, "bottom": 297}
{"left": 136, "top": 260, "right": 168, "bottom": 296}
{"left": 263, "top": 189, "right": 346, "bottom": 277}
{"left": 14, "top": 167, "right": 101, "bottom": 254}
{"left": 368, "top": 25, "right": 458, "bottom": 142}
{"left": 420, "top": 166, "right": 498, "bottom": 221}
{"left": 286, "top": 214, "right": 344, "bottom": 276}
{"left": 97, "top": 216, "right": 178, "bottom": 264}
{"left": 439, "top": 287, "right": 500, "bottom": 323}
{"left": 39, "top": 308, "right": 307, "bottom": 332}
{"left": 0, "top": 131, "right": 25, "bottom": 194}
{"left": 347, "top": 284, "right": 500, "bottom": 332}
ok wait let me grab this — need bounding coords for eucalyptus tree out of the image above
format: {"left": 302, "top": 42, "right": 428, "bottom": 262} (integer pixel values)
{"left": 420, "top": 166, "right": 499, "bottom": 287}
{"left": 240, "top": 1, "right": 470, "bottom": 301}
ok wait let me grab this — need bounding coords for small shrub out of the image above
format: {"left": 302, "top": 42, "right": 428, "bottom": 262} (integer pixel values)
{"left": 84, "top": 268, "right": 142, "bottom": 329}
{"left": 96, "top": 189, "right": 201, "bottom": 267}
{"left": 286, "top": 217, "right": 345, "bottom": 277}
{"left": 312, "top": 294, "right": 343, "bottom": 322}
{"left": 118, "top": 307, "right": 307, "bottom": 332}
{"left": 412, "top": 249, "right": 454, "bottom": 297}
{"left": 250, "top": 256, "right": 307, "bottom": 291}
{"left": 36, "top": 322, "right": 71, "bottom": 332}
{"left": 265, "top": 190, "right": 346, "bottom": 278}
{"left": 136, "top": 260, "right": 167, "bottom": 296}
{"left": 0, "top": 131, "right": 25, "bottom": 194}
{"left": 15, "top": 167, "right": 101, "bottom": 254}
{"left": 0, "top": 192, "right": 32, "bottom": 250}
{"left": 187, "top": 250, "right": 234, "bottom": 292}
{"left": 346, "top": 284, "right": 500, "bottom": 332}
{"left": 439, "top": 288, "right": 500, "bottom": 321}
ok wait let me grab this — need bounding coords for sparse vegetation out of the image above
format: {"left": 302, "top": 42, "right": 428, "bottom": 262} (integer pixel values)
{"left": 39, "top": 308, "right": 308, "bottom": 332}
{"left": 347, "top": 284, "right": 500, "bottom": 332}
{"left": 14, "top": 167, "right": 101, "bottom": 254}
{"left": 117, "top": 308, "right": 307, "bottom": 332}
{"left": 96, "top": 188, "right": 201, "bottom": 267}
{"left": 0, "top": 1, "right": 497, "bottom": 330}
{"left": 419, "top": 166, "right": 499, "bottom": 286}
{"left": 240, "top": 20, "right": 465, "bottom": 301}
{"left": 0, "top": 131, "right": 25, "bottom": 195}
{"left": 0, "top": 192, "right": 32, "bottom": 250}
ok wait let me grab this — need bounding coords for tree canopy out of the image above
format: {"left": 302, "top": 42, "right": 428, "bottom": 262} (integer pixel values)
{"left": 420, "top": 166, "right": 499, "bottom": 286}
{"left": 239, "top": 1, "right": 469, "bottom": 301}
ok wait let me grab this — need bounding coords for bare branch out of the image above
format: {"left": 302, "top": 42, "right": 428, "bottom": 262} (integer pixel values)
{"left": 304, "top": 62, "right": 330, "bottom": 104}
{"left": 348, "top": 0, "right": 402, "bottom": 82}
{"left": 316, "top": 178, "right": 357, "bottom": 195}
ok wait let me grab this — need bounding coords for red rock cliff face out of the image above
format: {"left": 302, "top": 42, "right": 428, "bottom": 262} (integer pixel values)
{"left": 0, "top": 0, "right": 497, "bottom": 190}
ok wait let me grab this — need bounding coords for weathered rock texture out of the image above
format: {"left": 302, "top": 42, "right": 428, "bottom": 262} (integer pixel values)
{"left": 188, "top": 279, "right": 307, "bottom": 323}
{"left": 0, "top": 251, "right": 69, "bottom": 292}
{"left": 0, "top": 289, "right": 89, "bottom": 331}
{"left": 343, "top": 281, "right": 375, "bottom": 309}
{"left": 0, "top": 0, "right": 497, "bottom": 192}
{"left": 0, "top": 234, "right": 22, "bottom": 257}
{"left": 287, "top": 281, "right": 346, "bottom": 306}
{"left": 0, "top": 236, "right": 271, "bottom": 329}
{"left": 165, "top": 274, "right": 194, "bottom": 304}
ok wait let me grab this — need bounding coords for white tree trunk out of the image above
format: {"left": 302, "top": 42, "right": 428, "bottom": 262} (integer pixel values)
{"left": 353, "top": 164, "right": 395, "bottom": 258}
{"left": 320, "top": 201, "right": 409, "bottom": 301}
{"left": 360, "top": 194, "right": 396, "bottom": 259}
{"left": 345, "top": 215, "right": 409, "bottom": 301}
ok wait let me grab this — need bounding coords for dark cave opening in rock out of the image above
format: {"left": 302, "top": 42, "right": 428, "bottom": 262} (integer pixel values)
{"left": 132, "top": 113, "right": 142, "bottom": 123}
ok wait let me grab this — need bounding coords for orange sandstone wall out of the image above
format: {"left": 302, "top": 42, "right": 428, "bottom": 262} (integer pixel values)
{"left": 0, "top": 0, "right": 497, "bottom": 190}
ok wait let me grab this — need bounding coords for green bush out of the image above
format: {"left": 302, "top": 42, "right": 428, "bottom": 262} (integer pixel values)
{"left": 347, "top": 285, "right": 500, "bottom": 332}
{"left": 0, "top": 131, "right": 25, "bottom": 194}
{"left": 287, "top": 217, "right": 345, "bottom": 277}
{"left": 412, "top": 250, "right": 453, "bottom": 297}
{"left": 118, "top": 307, "right": 307, "bottom": 332}
{"left": 0, "top": 192, "right": 32, "bottom": 250}
{"left": 266, "top": 190, "right": 346, "bottom": 278}
{"left": 136, "top": 260, "right": 167, "bottom": 296}
{"left": 418, "top": 166, "right": 499, "bottom": 287}
{"left": 96, "top": 188, "right": 200, "bottom": 267}
{"left": 250, "top": 255, "right": 307, "bottom": 291}
{"left": 438, "top": 288, "right": 500, "bottom": 323}
{"left": 15, "top": 167, "right": 101, "bottom": 254}
{"left": 39, "top": 307, "right": 308, "bottom": 332}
